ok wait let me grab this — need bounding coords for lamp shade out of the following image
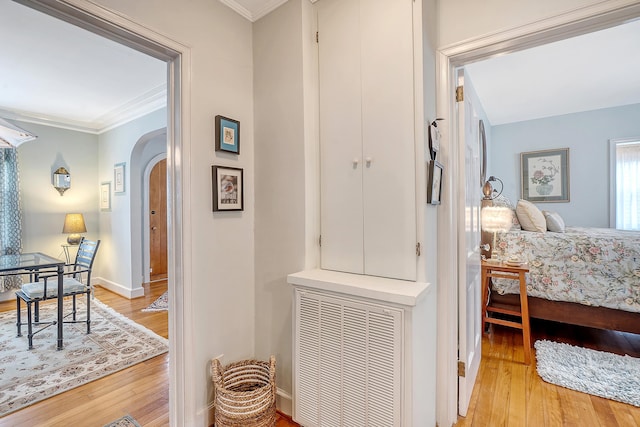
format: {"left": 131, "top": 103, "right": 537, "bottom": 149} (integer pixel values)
{"left": 481, "top": 206, "right": 513, "bottom": 233}
{"left": 62, "top": 213, "right": 87, "bottom": 245}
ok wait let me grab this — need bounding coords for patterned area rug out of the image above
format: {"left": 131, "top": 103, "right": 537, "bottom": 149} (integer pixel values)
{"left": 103, "top": 414, "right": 142, "bottom": 427}
{"left": 535, "top": 340, "right": 640, "bottom": 407}
{"left": 141, "top": 291, "right": 168, "bottom": 312}
{"left": 0, "top": 298, "right": 168, "bottom": 417}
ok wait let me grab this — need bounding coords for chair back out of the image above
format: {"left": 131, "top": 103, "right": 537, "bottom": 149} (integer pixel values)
{"left": 72, "top": 238, "right": 100, "bottom": 282}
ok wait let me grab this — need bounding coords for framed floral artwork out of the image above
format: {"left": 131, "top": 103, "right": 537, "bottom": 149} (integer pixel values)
{"left": 215, "top": 115, "right": 240, "bottom": 154}
{"left": 521, "top": 148, "right": 570, "bottom": 202}
{"left": 100, "top": 181, "right": 111, "bottom": 210}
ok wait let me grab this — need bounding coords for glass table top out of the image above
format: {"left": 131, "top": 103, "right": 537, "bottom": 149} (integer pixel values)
{"left": 0, "top": 252, "right": 64, "bottom": 273}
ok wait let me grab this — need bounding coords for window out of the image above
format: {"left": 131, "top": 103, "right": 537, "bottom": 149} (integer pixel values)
{"left": 610, "top": 138, "right": 640, "bottom": 230}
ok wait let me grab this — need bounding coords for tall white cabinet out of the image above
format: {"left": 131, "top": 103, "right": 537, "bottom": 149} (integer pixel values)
{"left": 318, "top": 0, "right": 417, "bottom": 281}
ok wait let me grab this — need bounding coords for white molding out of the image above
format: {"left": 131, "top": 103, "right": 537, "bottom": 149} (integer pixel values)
{"left": 0, "top": 85, "right": 167, "bottom": 135}
{"left": 218, "top": 0, "right": 289, "bottom": 22}
{"left": 95, "top": 279, "right": 145, "bottom": 299}
{"left": 276, "top": 388, "right": 293, "bottom": 417}
{"left": 435, "top": 3, "right": 640, "bottom": 427}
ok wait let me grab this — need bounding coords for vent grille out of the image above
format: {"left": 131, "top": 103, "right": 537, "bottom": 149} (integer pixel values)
{"left": 294, "top": 290, "right": 402, "bottom": 426}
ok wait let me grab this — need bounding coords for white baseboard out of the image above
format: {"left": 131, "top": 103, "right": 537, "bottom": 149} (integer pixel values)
{"left": 94, "top": 277, "right": 145, "bottom": 299}
{"left": 276, "top": 388, "right": 293, "bottom": 417}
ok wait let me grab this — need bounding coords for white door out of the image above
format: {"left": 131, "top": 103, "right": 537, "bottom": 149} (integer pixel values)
{"left": 457, "top": 71, "right": 483, "bottom": 416}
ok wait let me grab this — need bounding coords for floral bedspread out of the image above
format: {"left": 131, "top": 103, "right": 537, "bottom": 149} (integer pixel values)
{"left": 492, "top": 227, "right": 640, "bottom": 313}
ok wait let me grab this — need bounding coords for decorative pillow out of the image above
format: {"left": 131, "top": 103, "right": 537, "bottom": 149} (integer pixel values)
{"left": 543, "top": 210, "right": 565, "bottom": 233}
{"left": 492, "top": 194, "right": 521, "bottom": 230}
{"left": 515, "top": 199, "right": 546, "bottom": 232}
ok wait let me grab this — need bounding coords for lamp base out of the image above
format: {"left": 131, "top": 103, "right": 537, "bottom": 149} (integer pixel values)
{"left": 66, "top": 234, "right": 82, "bottom": 245}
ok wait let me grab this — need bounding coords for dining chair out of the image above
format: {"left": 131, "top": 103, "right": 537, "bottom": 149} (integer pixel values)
{"left": 16, "top": 238, "right": 100, "bottom": 349}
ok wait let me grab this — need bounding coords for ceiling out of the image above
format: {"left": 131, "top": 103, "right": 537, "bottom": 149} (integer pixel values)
{"left": 1, "top": 1, "right": 638, "bottom": 135}
{"left": 465, "top": 18, "right": 640, "bottom": 126}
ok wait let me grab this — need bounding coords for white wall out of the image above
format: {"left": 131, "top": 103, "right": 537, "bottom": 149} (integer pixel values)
{"left": 93, "top": 1, "right": 256, "bottom": 423}
{"left": 438, "top": 0, "right": 605, "bottom": 47}
{"left": 253, "top": 0, "right": 310, "bottom": 412}
{"left": 489, "top": 103, "right": 640, "bottom": 227}
{"left": 97, "top": 108, "right": 166, "bottom": 297}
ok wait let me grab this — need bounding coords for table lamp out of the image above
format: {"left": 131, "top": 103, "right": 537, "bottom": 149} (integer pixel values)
{"left": 63, "top": 213, "right": 87, "bottom": 245}
{"left": 481, "top": 206, "right": 512, "bottom": 259}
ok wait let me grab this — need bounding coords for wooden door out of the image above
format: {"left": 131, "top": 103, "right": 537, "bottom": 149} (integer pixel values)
{"left": 149, "top": 158, "right": 167, "bottom": 281}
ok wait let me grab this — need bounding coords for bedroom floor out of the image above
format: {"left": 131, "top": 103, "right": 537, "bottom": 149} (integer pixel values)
{"left": 456, "top": 319, "right": 640, "bottom": 426}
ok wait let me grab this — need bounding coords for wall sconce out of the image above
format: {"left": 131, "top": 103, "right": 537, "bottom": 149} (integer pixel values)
{"left": 62, "top": 213, "right": 87, "bottom": 245}
{"left": 53, "top": 167, "right": 71, "bottom": 196}
{"left": 482, "top": 175, "right": 504, "bottom": 200}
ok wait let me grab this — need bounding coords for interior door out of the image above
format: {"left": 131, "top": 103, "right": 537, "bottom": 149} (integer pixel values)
{"left": 149, "top": 158, "right": 167, "bottom": 281}
{"left": 457, "top": 71, "right": 483, "bottom": 416}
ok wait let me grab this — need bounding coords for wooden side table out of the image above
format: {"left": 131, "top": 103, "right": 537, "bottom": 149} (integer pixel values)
{"left": 481, "top": 261, "right": 532, "bottom": 364}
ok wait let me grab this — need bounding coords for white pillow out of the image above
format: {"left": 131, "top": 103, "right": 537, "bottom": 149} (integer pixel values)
{"left": 515, "top": 200, "right": 546, "bottom": 232}
{"left": 543, "top": 210, "right": 565, "bottom": 233}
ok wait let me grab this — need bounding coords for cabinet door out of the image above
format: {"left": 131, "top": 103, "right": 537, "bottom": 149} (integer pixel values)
{"left": 361, "top": 0, "right": 416, "bottom": 281}
{"left": 319, "top": 0, "right": 364, "bottom": 275}
{"left": 318, "top": 0, "right": 416, "bottom": 281}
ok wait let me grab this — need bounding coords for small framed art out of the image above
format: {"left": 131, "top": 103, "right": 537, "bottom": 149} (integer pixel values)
{"left": 521, "top": 148, "right": 569, "bottom": 202}
{"left": 100, "top": 182, "right": 111, "bottom": 210}
{"left": 427, "top": 160, "right": 443, "bottom": 205}
{"left": 212, "top": 165, "right": 244, "bottom": 211}
{"left": 215, "top": 115, "right": 240, "bottom": 154}
{"left": 114, "top": 162, "right": 126, "bottom": 194}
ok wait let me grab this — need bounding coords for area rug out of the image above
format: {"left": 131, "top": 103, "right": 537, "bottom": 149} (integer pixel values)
{"left": 535, "top": 340, "right": 640, "bottom": 407}
{"left": 141, "top": 291, "right": 168, "bottom": 312}
{"left": 103, "top": 414, "right": 142, "bottom": 427}
{"left": 0, "top": 298, "right": 168, "bottom": 417}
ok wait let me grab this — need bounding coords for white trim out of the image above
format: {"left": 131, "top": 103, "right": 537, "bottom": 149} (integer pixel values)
{"left": 436, "top": 3, "right": 640, "bottom": 427}
{"left": 20, "top": 1, "right": 193, "bottom": 425}
{"left": 218, "top": 0, "right": 288, "bottom": 22}
{"left": 276, "top": 388, "right": 293, "bottom": 417}
{"left": 95, "top": 279, "right": 145, "bottom": 299}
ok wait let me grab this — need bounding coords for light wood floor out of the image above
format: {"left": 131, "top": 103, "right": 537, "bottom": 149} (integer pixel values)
{"left": 0, "top": 281, "right": 170, "bottom": 427}
{"left": 456, "top": 319, "right": 640, "bottom": 427}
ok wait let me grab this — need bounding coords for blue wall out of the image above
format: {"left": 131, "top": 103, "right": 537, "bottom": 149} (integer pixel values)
{"left": 488, "top": 103, "right": 640, "bottom": 227}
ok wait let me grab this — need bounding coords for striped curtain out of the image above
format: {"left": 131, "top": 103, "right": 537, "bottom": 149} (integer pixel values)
{"left": 616, "top": 142, "right": 640, "bottom": 231}
{"left": 0, "top": 148, "right": 22, "bottom": 291}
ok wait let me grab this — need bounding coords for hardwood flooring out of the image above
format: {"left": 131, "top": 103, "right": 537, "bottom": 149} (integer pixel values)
{"left": 0, "top": 281, "right": 170, "bottom": 427}
{"left": 5, "top": 283, "right": 635, "bottom": 426}
{"left": 456, "top": 319, "right": 640, "bottom": 427}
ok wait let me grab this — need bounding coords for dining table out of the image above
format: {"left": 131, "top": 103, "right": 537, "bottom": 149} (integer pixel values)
{"left": 0, "top": 252, "right": 65, "bottom": 350}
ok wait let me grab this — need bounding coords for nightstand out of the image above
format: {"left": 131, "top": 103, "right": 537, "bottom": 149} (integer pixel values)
{"left": 481, "top": 260, "right": 532, "bottom": 364}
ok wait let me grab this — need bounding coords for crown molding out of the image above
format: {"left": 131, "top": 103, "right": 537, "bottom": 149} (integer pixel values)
{"left": 219, "top": 0, "right": 290, "bottom": 22}
{"left": 0, "top": 85, "right": 166, "bottom": 135}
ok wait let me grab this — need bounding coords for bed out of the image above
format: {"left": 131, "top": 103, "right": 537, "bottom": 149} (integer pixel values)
{"left": 490, "top": 226, "right": 640, "bottom": 334}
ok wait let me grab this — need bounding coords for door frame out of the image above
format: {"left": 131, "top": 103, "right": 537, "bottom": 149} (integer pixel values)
{"left": 435, "top": 2, "right": 640, "bottom": 426}
{"left": 18, "top": 0, "right": 194, "bottom": 424}
{"left": 144, "top": 153, "right": 168, "bottom": 283}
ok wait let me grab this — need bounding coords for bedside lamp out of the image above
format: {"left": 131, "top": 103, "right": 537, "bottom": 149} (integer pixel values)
{"left": 63, "top": 213, "right": 87, "bottom": 245}
{"left": 481, "top": 206, "right": 513, "bottom": 259}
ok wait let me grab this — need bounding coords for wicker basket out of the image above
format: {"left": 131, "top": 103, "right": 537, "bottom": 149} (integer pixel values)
{"left": 211, "top": 356, "right": 277, "bottom": 427}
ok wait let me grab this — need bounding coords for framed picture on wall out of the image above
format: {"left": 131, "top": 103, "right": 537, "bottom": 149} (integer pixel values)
{"left": 100, "top": 182, "right": 111, "bottom": 210}
{"left": 521, "top": 148, "right": 569, "bottom": 202}
{"left": 212, "top": 165, "right": 244, "bottom": 212}
{"left": 427, "top": 160, "right": 443, "bottom": 205}
{"left": 114, "top": 162, "right": 126, "bottom": 194}
{"left": 215, "top": 115, "right": 240, "bottom": 154}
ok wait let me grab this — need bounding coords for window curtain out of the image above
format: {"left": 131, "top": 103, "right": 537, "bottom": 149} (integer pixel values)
{"left": 0, "top": 147, "right": 22, "bottom": 291}
{"left": 616, "top": 143, "right": 640, "bottom": 231}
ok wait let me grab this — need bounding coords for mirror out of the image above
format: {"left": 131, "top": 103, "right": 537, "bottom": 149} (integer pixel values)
{"left": 53, "top": 167, "right": 71, "bottom": 196}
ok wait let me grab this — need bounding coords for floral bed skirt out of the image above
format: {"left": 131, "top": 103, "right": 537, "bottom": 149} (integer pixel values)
{"left": 493, "top": 227, "right": 640, "bottom": 314}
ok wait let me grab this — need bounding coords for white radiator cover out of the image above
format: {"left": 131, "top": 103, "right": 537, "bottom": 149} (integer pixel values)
{"left": 294, "top": 289, "right": 403, "bottom": 426}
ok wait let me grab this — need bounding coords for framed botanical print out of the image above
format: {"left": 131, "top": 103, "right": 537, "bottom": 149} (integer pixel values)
{"left": 521, "top": 148, "right": 570, "bottom": 202}
{"left": 114, "top": 162, "right": 126, "bottom": 194}
{"left": 215, "top": 115, "right": 240, "bottom": 154}
{"left": 100, "top": 181, "right": 111, "bottom": 210}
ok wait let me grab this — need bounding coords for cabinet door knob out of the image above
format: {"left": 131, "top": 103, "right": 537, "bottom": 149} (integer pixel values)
{"left": 352, "top": 158, "right": 359, "bottom": 167}
{"left": 365, "top": 157, "right": 373, "bottom": 167}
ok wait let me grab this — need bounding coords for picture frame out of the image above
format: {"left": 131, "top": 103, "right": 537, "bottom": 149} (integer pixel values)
{"left": 215, "top": 115, "right": 240, "bottom": 154}
{"left": 521, "top": 148, "right": 570, "bottom": 202}
{"left": 100, "top": 181, "right": 111, "bottom": 210}
{"left": 114, "top": 162, "right": 126, "bottom": 194}
{"left": 212, "top": 165, "right": 244, "bottom": 212}
{"left": 427, "top": 160, "right": 443, "bottom": 205}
